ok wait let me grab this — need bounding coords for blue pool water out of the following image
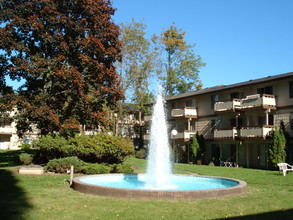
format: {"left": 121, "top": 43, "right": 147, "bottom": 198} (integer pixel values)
{"left": 79, "top": 174, "right": 239, "bottom": 191}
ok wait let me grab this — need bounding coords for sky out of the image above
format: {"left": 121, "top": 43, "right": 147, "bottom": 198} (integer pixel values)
{"left": 111, "top": 0, "right": 293, "bottom": 89}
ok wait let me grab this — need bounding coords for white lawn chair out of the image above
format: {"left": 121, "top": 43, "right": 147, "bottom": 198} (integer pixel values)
{"left": 277, "top": 163, "right": 293, "bottom": 176}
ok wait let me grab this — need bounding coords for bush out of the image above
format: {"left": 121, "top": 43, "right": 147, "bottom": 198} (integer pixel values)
{"left": 82, "top": 163, "right": 110, "bottom": 174}
{"left": 68, "top": 135, "right": 105, "bottom": 162}
{"left": 45, "top": 157, "right": 84, "bottom": 173}
{"left": 33, "top": 135, "right": 72, "bottom": 161}
{"left": 34, "top": 133, "right": 135, "bottom": 164}
{"left": 111, "top": 163, "right": 134, "bottom": 173}
{"left": 68, "top": 133, "right": 135, "bottom": 163}
{"left": 21, "top": 144, "right": 31, "bottom": 150}
{"left": 19, "top": 153, "right": 33, "bottom": 165}
{"left": 135, "top": 149, "right": 146, "bottom": 159}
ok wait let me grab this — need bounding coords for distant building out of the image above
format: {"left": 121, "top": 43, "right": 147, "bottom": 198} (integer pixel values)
{"left": 0, "top": 109, "right": 39, "bottom": 149}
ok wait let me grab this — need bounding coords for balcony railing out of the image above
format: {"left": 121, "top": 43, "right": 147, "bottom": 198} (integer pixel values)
{"left": 214, "top": 128, "right": 238, "bottom": 140}
{"left": 171, "top": 107, "right": 197, "bottom": 118}
{"left": 0, "top": 126, "right": 15, "bottom": 134}
{"left": 214, "top": 126, "right": 273, "bottom": 140}
{"left": 214, "top": 94, "right": 276, "bottom": 113}
{"left": 172, "top": 130, "right": 196, "bottom": 141}
{"left": 0, "top": 142, "right": 11, "bottom": 150}
{"left": 144, "top": 115, "right": 152, "bottom": 122}
{"left": 214, "top": 99, "right": 241, "bottom": 112}
{"left": 241, "top": 94, "right": 276, "bottom": 109}
{"left": 240, "top": 126, "right": 273, "bottom": 139}
{"left": 143, "top": 134, "right": 150, "bottom": 140}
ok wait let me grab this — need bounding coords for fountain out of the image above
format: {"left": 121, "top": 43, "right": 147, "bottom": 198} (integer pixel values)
{"left": 71, "top": 89, "right": 247, "bottom": 200}
{"left": 145, "top": 88, "right": 173, "bottom": 189}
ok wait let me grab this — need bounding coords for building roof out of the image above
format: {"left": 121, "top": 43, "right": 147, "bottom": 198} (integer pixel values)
{"left": 165, "top": 71, "right": 293, "bottom": 101}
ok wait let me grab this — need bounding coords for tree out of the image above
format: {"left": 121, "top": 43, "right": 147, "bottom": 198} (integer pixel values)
{"left": 268, "top": 128, "right": 287, "bottom": 169}
{"left": 280, "top": 120, "right": 290, "bottom": 162}
{"left": 0, "top": 0, "right": 123, "bottom": 136}
{"left": 158, "top": 24, "right": 205, "bottom": 97}
{"left": 117, "top": 19, "right": 158, "bottom": 111}
{"left": 0, "top": 53, "right": 15, "bottom": 126}
{"left": 190, "top": 132, "right": 205, "bottom": 164}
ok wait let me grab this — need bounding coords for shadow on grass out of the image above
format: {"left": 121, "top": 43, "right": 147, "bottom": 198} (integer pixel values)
{"left": 0, "top": 150, "right": 36, "bottom": 167}
{"left": 0, "top": 169, "right": 32, "bottom": 219}
{"left": 223, "top": 209, "right": 293, "bottom": 220}
{"left": 0, "top": 150, "right": 23, "bottom": 167}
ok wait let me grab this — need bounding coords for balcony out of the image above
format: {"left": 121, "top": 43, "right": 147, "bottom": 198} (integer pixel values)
{"left": 0, "top": 126, "right": 15, "bottom": 134}
{"left": 240, "top": 126, "right": 273, "bottom": 139}
{"left": 0, "top": 142, "right": 11, "bottom": 149}
{"left": 214, "top": 99, "right": 241, "bottom": 112}
{"left": 214, "top": 94, "right": 276, "bottom": 113}
{"left": 143, "top": 115, "right": 152, "bottom": 122}
{"left": 241, "top": 94, "right": 276, "bottom": 110}
{"left": 172, "top": 130, "right": 196, "bottom": 142}
{"left": 214, "top": 128, "right": 238, "bottom": 140}
{"left": 171, "top": 107, "right": 197, "bottom": 118}
{"left": 143, "top": 134, "right": 150, "bottom": 140}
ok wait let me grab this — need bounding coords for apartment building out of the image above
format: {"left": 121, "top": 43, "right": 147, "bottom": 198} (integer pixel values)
{"left": 0, "top": 109, "right": 142, "bottom": 149}
{"left": 165, "top": 72, "right": 293, "bottom": 169}
{"left": 0, "top": 109, "right": 39, "bottom": 149}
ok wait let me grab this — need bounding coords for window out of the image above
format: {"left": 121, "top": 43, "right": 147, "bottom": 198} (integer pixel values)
{"left": 211, "top": 119, "right": 220, "bottom": 133}
{"left": 230, "top": 92, "right": 241, "bottom": 99}
{"left": 230, "top": 145, "right": 236, "bottom": 162}
{"left": 185, "top": 100, "right": 192, "bottom": 107}
{"left": 269, "top": 115, "right": 274, "bottom": 125}
{"left": 230, "top": 118, "right": 243, "bottom": 127}
{"left": 257, "top": 86, "right": 273, "bottom": 95}
{"left": 211, "top": 95, "right": 219, "bottom": 110}
{"left": 258, "top": 116, "right": 265, "bottom": 126}
{"left": 171, "top": 102, "right": 177, "bottom": 109}
{"left": 258, "top": 115, "right": 274, "bottom": 126}
{"left": 289, "top": 81, "right": 293, "bottom": 98}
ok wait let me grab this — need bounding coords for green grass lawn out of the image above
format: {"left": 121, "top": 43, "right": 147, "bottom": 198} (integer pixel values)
{"left": 1, "top": 150, "right": 293, "bottom": 220}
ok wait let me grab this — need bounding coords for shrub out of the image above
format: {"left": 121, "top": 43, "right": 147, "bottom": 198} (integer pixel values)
{"left": 33, "top": 135, "right": 72, "bottom": 161}
{"left": 19, "top": 153, "right": 33, "bottom": 165}
{"left": 82, "top": 163, "right": 110, "bottom": 174}
{"left": 69, "top": 133, "right": 135, "bottom": 163}
{"left": 111, "top": 163, "right": 134, "bottom": 173}
{"left": 35, "top": 133, "right": 135, "bottom": 164}
{"left": 45, "top": 157, "right": 84, "bottom": 173}
{"left": 68, "top": 135, "right": 105, "bottom": 162}
{"left": 135, "top": 149, "right": 146, "bottom": 159}
{"left": 21, "top": 144, "right": 31, "bottom": 150}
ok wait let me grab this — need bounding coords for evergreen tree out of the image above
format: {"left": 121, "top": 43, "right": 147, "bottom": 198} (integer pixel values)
{"left": 268, "top": 128, "right": 287, "bottom": 169}
{"left": 190, "top": 132, "right": 205, "bottom": 164}
{"left": 280, "top": 120, "right": 291, "bottom": 162}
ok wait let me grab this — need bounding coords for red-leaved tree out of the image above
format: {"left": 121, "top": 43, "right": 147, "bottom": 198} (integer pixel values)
{"left": 0, "top": 0, "right": 123, "bottom": 136}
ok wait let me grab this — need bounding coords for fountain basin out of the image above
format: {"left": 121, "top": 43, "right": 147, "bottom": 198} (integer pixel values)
{"left": 71, "top": 174, "right": 246, "bottom": 200}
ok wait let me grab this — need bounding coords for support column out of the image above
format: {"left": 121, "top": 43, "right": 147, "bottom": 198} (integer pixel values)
{"left": 265, "top": 109, "right": 271, "bottom": 125}
{"left": 188, "top": 118, "right": 191, "bottom": 130}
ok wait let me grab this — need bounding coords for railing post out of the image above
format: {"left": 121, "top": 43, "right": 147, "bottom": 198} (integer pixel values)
{"left": 70, "top": 165, "right": 74, "bottom": 186}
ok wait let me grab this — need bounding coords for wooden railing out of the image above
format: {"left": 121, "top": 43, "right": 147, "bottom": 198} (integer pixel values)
{"left": 171, "top": 107, "right": 197, "bottom": 118}
{"left": 214, "top": 94, "right": 276, "bottom": 112}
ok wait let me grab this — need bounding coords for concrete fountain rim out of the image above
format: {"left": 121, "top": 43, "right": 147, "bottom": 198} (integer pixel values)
{"left": 71, "top": 173, "right": 247, "bottom": 200}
